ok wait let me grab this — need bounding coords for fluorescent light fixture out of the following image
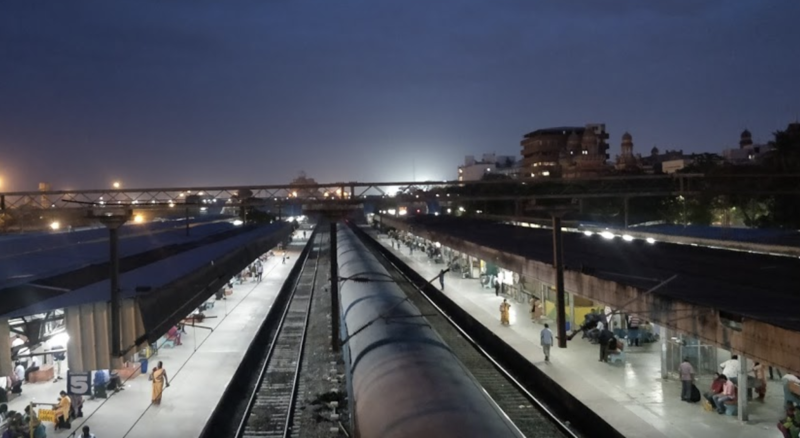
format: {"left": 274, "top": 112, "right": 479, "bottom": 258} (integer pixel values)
{"left": 600, "top": 231, "right": 615, "bottom": 240}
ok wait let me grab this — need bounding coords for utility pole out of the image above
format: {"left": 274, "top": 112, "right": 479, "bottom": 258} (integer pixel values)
{"left": 329, "top": 221, "right": 340, "bottom": 352}
{"left": 89, "top": 208, "right": 132, "bottom": 368}
{"left": 553, "top": 215, "right": 567, "bottom": 348}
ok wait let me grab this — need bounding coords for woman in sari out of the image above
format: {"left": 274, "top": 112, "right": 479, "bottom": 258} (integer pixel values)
{"left": 151, "top": 361, "right": 170, "bottom": 405}
{"left": 55, "top": 390, "right": 71, "bottom": 430}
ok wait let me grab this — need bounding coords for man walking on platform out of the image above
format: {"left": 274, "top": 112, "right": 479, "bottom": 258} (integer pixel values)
{"left": 439, "top": 269, "right": 446, "bottom": 290}
{"left": 541, "top": 323, "right": 553, "bottom": 362}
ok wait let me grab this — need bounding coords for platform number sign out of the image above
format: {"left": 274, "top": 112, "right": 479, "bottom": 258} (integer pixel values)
{"left": 67, "top": 371, "right": 92, "bottom": 396}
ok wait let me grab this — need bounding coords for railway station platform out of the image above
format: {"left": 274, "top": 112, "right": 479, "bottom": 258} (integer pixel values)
{"left": 3, "top": 231, "right": 306, "bottom": 437}
{"left": 374, "top": 233, "right": 786, "bottom": 438}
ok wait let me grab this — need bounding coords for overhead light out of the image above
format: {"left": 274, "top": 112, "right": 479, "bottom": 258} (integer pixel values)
{"left": 600, "top": 231, "right": 614, "bottom": 240}
{"left": 233, "top": 219, "right": 244, "bottom": 226}
{"left": 622, "top": 234, "right": 634, "bottom": 242}
{"left": 583, "top": 231, "right": 593, "bottom": 237}
{"left": 646, "top": 237, "right": 656, "bottom": 244}
{"left": 50, "top": 221, "right": 60, "bottom": 230}
{"left": 133, "top": 215, "right": 144, "bottom": 223}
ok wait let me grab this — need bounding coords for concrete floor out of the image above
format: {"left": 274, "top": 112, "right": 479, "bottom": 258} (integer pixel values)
{"left": 378, "top": 233, "right": 786, "bottom": 438}
{"left": 5, "top": 233, "right": 304, "bottom": 437}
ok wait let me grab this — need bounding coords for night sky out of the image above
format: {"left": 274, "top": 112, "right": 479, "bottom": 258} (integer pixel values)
{"left": 1, "top": 1, "right": 798, "bottom": 191}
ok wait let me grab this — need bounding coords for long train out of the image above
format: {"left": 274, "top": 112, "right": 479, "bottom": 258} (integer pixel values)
{"left": 336, "top": 224, "right": 523, "bottom": 438}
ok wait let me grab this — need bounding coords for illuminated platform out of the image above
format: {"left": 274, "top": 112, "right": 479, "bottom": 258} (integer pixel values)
{"left": 376, "top": 232, "right": 787, "bottom": 438}
{"left": 3, "top": 234, "right": 304, "bottom": 437}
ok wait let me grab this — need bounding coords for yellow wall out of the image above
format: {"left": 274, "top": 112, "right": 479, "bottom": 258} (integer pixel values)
{"left": 544, "top": 299, "right": 600, "bottom": 326}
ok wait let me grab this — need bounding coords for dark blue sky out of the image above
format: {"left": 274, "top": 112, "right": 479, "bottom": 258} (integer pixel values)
{"left": 1, "top": 1, "right": 798, "bottom": 191}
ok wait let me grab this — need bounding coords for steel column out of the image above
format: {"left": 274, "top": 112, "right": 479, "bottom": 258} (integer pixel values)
{"left": 623, "top": 197, "right": 630, "bottom": 228}
{"left": 738, "top": 355, "right": 749, "bottom": 421}
{"left": 330, "top": 221, "right": 340, "bottom": 352}
{"left": 553, "top": 216, "right": 567, "bottom": 348}
{"left": 110, "top": 226, "right": 121, "bottom": 367}
{"left": 660, "top": 325, "right": 668, "bottom": 379}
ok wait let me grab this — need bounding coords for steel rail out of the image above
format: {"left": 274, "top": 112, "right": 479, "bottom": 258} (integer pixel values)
{"left": 235, "top": 230, "right": 322, "bottom": 438}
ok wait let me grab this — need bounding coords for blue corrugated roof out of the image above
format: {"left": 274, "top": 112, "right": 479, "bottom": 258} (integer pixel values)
{"left": 0, "top": 219, "right": 238, "bottom": 290}
{"left": 4, "top": 222, "right": 285, "bottom": 318}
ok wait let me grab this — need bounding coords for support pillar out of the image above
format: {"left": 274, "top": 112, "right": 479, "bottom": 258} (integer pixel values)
{"left": 330, "top": 221, "right": 340, "bottom": 352}
{"left": 568, "top": 292, "right": 575, "bottom": 331}
{"left": 89, "top": 209, "right": 131, "bottom": 370}
{"left": 623, "top": 197, "right": 630, "bottom": 229}
{"left": 553, "top": 216, "right": 567, "bottom": 348}
{"left": 660, "top": 325, "right": 668, "bottom": 379}
{"left": 738, "top": 355, "right": 749, "bottom": 421}
{"left": 110, "top": 226, "right": 122, "bottom": 368}
{"left": 0, "top": 319, "right": 12, "bottom": 376}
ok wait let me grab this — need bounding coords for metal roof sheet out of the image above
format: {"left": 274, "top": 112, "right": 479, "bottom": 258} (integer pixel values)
{"left": 401, "top": 216, "right": 800, "bottom": 332}
{"left": 3, "top": 222, "right": 285, "bottom": 318}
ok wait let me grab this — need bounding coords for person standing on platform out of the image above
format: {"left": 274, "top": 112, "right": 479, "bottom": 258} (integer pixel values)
{"left": 720, "top": 355, "right": 741, "bottom": 385}
{"left": 494, "top": 277, "right": 500, "bottom": 297}
{"left": 439, "top": 269, "right": 445, "bottom": 290}
{"left": 541, "top": 323, "right": 553, "bottom": 362}
{"left": 679, "top": 357, "right": 695, "bottom": 401}
{"left": 598, "top": 329, "right": 613, "bottom": 362}
{"left": 282, "top": 252, "right": 287, "bottom": 264}
{"left": 150, "top": 361, "right": 170, "bottom": 406}
{"left": 14, "top": 361, "right": 24, "bottom": 385}
{"left": 499, "top": 299, "right": 511, "bottom": 326}
{"left": 627, "top": 314, "right": 641, "bottom": 346}
{"left": 80, "top": 425, "right": 97, "bottom": 437}
{"left": 754, "top": 362, "right": 768, "bottom": 401}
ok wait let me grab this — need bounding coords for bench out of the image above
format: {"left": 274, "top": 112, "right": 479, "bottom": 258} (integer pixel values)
{"left": 608, "top": 351, "right": 626, "bottom": 364}
{"left": 115, "top": 366, "right": 141, "bottom": 380}
{"left": 29, "top": 365, "right": 54, "bottom": 383}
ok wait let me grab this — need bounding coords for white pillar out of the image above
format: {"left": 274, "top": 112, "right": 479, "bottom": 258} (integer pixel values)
{"left": 738, "top": 355, "right": 749, "bottom": 421}
{"left": 660, "top": 325, "right": 668, "bottom": 379}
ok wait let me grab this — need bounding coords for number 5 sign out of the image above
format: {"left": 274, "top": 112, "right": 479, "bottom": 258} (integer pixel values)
{"left": 67, "top": 371, "right": 93, "bottom": 396}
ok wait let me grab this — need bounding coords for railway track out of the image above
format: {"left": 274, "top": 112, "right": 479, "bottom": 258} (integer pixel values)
{"left": 235, "top": 230, "right": 324, "bottom": 438}
{"left": 349, "top": 222, "right": 584, "bottom": 438}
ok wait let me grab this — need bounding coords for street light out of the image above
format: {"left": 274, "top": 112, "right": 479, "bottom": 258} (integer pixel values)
{"left": 112, "top": 181, "right": 121, "bottom": 189}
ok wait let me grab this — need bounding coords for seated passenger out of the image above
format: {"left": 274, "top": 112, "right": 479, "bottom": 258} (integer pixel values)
{"left": 704, "top": 373, "right": 726, "bottom": 405}
{"left": 55, "top": 390, "right": 71, "bottom": 430}
{"left": 713, "top": 376, "right": 737, "bottom": 414}
{"left": 24, "top": 356, "right": 40, "bottom": 383}
{"left": 167, "top": 326, "right": 182, "bottom": 346}
{"left": 107, "top": 371, "right": 123, "bottom": 392}
{"left": 779, "top": 402, "right": 800, "bottom": 438}
{"left": 93, "top": 369, "right": 108, "bottom": 399}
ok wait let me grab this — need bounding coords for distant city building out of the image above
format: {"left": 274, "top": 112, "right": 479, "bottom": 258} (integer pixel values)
{"left": 638, "top": 147, "right": 688, "bottom": 174}
{"left": 458, "top": 153, "right": 517, "bottom": 182}
{"left": 722, "top": 129, "right": 774, "bottom": 165}
{"left": 614, "top": 132, "right": 642, "bottom": 173}
{"left": 519, "top": 124, "right": 610, "bottom": 178}
{"left": 661, "top": 159, "right": 693, "bottom": 174}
